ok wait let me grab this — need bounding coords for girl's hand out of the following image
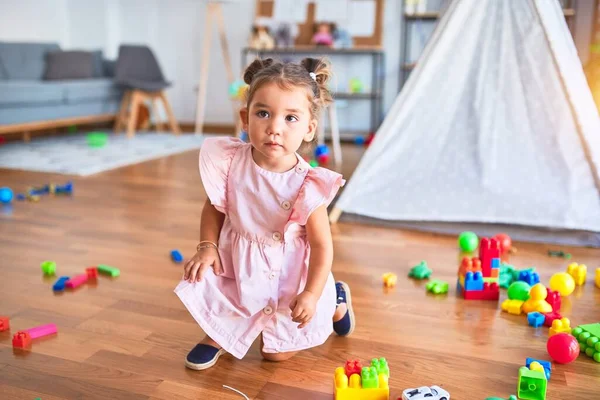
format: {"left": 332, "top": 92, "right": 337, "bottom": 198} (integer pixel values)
{"left": 290, "top": 291, "right": 318, "bottom": 329}
{"left": 182, "top": 247, "right": 222, "bottom": 283}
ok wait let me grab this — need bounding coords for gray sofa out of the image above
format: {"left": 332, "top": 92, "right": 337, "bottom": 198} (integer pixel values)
{"left": 0, "top": 42, "right": 123, "bottom": 137}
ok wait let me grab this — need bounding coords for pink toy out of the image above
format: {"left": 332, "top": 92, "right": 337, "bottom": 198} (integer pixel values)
{"left": 547, "top": 332, "right": 579, "bottom": 364}
{"left": 66, "top": 273, "right": 88, "bottom": 289}
{"left": 12, "top": 323, "right": 58, "bottom": 349}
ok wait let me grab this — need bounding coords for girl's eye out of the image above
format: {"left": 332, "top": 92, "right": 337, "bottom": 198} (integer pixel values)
{"left": 286, "top": 115, "right": 298, "bottom": 122}
{"left": 257, "top": 111, "right": 269, "bottom": 118}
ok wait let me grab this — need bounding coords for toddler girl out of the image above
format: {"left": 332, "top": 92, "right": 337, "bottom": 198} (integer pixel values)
{"left": 175, "top": 57, "right": 355, "bottom": 370}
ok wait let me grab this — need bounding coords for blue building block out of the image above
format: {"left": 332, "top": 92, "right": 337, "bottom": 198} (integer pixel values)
{"left": 518, "top": 270, "right": 540, "bottom": 286}
{"left": 527, "top": 312, "right": 545, "bottom": 328}
{"left": 526, "top": 357, "right": 552, "bottom": 380}
{"left": 491, "top": 258, "right": 500, "bottom": 270}
{"left": 52, "top": 276, "right": 70, "bottom": 291}
{"left": 464, "top": 271, "right": 484, "bottom": 291}
{"left": 170, "top": 250, "right": 184, "bottom": 263}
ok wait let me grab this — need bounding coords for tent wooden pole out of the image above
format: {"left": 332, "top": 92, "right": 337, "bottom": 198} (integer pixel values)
{"left": 329, "top": 207, "right": 342, "bottom": 224}
{"left": 194, "top": 3, "right": 215, "bottom": 134}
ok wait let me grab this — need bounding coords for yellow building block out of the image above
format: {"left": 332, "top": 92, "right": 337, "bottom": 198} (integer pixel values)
{"left": 566, "top": 263, "right": 587, "bottom": 286}
{"left": 334, "top": 367, "right": 389, "bottom": 400}
{"left": 549, "top": 317, "right": 572, "bottom": 337}
{"left": 502, "top": 299, "right": 524, "bottom": 315}
{"left": 595, "top": 268, "right": 599, "bottom": 289}
{"left": 458, "top": 274, "right": 465, "bottom": 288}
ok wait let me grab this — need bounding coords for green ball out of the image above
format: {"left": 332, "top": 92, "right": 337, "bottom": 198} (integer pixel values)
{"left": 309, "top": 160, "right": 319, "bottom": 168}
{"left": 507, "top": 281, "right": 531, "bottom": 301}
{"left": 458, "top": 231, "right": 478, "bottom": 252}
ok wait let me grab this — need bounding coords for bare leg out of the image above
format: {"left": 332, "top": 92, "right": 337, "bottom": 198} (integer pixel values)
{"left": 201, "top": 335, "right": 221, "bottom": 349}
{"left": 260, "top": 334, "right": 297, "bottom": 362}
{"left": 333, "top": 303, "right": 347, "bottom": 322}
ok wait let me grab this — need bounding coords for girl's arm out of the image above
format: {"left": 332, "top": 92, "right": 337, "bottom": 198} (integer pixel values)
{"left": 200, "top": 198, "right": 225, "bottom": 244}
{"left": 304, "top": 205, "right": 334, "bottom": 296}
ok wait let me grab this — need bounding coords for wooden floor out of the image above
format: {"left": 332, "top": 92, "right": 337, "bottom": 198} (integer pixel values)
{"left": 0, "top": 140, "right": 599, "bottom": 400}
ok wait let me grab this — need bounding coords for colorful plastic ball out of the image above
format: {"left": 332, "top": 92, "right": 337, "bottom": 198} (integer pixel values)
{"left": 354, "top": 136, "right": 365, "bottom": 145}
{"left": 458, "top": 231, "right": 479, "bottom": 252}
{"left": 547, "top": 333, "right": 580, "bottom": 364}
{"left": 494, "top": 233, "right": 512, "bottom": 254}
{"left": 315, "top": 144, "right": 330, "bottom": 157}
{"left": 507, "top": 281, "right": 531, "bottom": 301}
{"left": 0, "top": 187, "right": 13, "bottom": 204}
{"left": 549, "top": 272, "right": 575, "bottom": 296}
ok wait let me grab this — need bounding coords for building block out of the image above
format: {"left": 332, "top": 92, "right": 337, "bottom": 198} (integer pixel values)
{"left": 566, "top": 263, "right": 586, "bottom": 286}
{"left": 12, "top": 323, "right": 58, "bottom": 349}
{"left": 544, "top": 289, "right": 560, "bottom": 312}
{"left": 527, "top": 312, "right": 545, "bottom": 328}
{"left": 502, "top": 299, "right": 524, "bottom": 315}
{"left": 409, "top": 261, "right": 432, "bottom": 280}
{"left": 518, "top": 270, "right": 540, "bottom": 286}
{"left": 86, "top": 267, "right": 98, "bottom": 279}
{"left": 334, "top": 358, "right": 390, "bottom": 400}
{"left": 464, "top": 271, "right": 484, "bottom": 291}
{"left": 479, "top": 238, "right": 501, "bottom": 277}
{"left": 490, "top": 268, "right": 499, "bottom": 278}
{"left": 426, "top": 280, "right": 449, "bottom": 294}
{"left": 370, "top": 358, "right": 389, "bottom": 377}
{"left": 0, "top": 316, "right": 9, "bottom": 332}
{"left": 52, "top": 276, "right": 70, "bottom": 291}
{"left": 361, "top": 367, "right": 379, "bottom": 389}
{"left": 463, "top": 282, "right": 499, "bottom": 300}
{"left": 522, "top": 284, "right": 552, "bottom": 314}
{"left": 97, "top": 264, "right": 120, "bottom": 277}
{"left": 483, "top": 277, "right": 499, "bottom": 284}
{"left": 517, "top": 366, "right": 547, "bottom": 400}
{"left": 542, "top": 311, "right": 562, "bottom": 327}
{"left": 12, "top": 331, "right": 31, "bottom": 348}
{"left": 66, "top": 273, "right": 88, "bottom": 289}
{"left": 596, "top": 268, "right": 600, "bottom": 288}
{"left": 549, "top": 318, "right": 571, "bottom": 337}
{"left": 382, "top": 273, "right": 397, "bottom": 288}
{"left": 526, "top": 358, "right": 551, "bottom": 380}
{"left": 571, "top": 323, "right": 600, "bottom": 362}
{"left": 41, "top": 260, "right": 56, "bottom": 276}
{"left": 491, "top": 258, "right": 500, "bottom": 270}
{"left": 345, "top": 360, "right": 362, "bottom": 378}
{"left": 459, "top": 257, "right": 481, "bottom": 275}
{"left": 171, "top": 249, "right": 184, "bottom": 263}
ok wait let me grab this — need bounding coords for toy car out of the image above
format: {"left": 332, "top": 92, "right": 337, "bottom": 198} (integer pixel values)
{"left": 401, "top": 385, "right": 450, "bottom": 400}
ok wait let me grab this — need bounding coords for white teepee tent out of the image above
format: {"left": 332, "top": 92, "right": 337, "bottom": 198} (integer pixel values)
{"left": 331, "top": 0, "right": 600, "bottom": 246}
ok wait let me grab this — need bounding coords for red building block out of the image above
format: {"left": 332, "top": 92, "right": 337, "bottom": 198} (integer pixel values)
{"left": 12, "top": 331, "right": 32, "bottom": 349}
{"left": 543, "top": 311, "right": 563, "bottom": 327}
{"left": 545, "top": 289, "right": 561, "bottom": 312}
{"left": 479, "top": 238, "right": 500, "bottom": 277}
{"left": 0, "top": 316, "right": 9, "bottom": 332}
{"left": 463, "top": 282, "right": 500, "bottom": 300}
{"left": 344, "top": 359, "right": 362, "bottom": 378}
{"left": 86, "top": 267, "right": 98, "bottom": 279}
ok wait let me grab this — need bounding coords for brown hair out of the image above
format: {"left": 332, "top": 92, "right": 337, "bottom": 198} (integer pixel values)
{"left": 243, "top": 57, "right": 333, "bottom": 121}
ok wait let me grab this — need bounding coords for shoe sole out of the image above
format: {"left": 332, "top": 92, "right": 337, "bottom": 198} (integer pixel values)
{"left": 337, "top": 281, "right": 355, "bottom": 336}
{"left": 185, "top": 348, "right": 226, "bottom": 370}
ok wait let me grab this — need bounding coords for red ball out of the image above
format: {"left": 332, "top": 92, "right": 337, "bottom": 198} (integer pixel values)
{"left": 494, "top": 233, "right": 512, "bottom": 254}
{"left": 317, "top": 154, "right": 330, "bottom": 165}
{"left": 365, "top": 132, "right": 375, "bottom": 146}
{"left": 547, "top": 333, "right": 579, "bottom": 364}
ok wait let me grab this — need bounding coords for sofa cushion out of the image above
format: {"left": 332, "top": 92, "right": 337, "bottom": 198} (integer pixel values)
{"left": 62, "top": 79, "right": 122, "bottom": 103}
{"left": 44, "top": 51, "right": 93, "bottom": 80}
{"left": 0, "top": 80, "right": 65, "bottom": 106}
{"left": 0, "top": 42, "right": 60, "bottom": 80}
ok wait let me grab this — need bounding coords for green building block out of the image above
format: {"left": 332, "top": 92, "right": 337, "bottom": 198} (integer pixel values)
{"left": 361, "top": 366, "right": 378, "bottom": 388}
{"left": 97, "top": 264, "right": 120, "bottom": 277}
{"left": 370, "top": 357, "right": 389, "bottom": 377}
{"left": 408, "top": 261, "right": 432, "bottom": 280}
{"left": 426, "top": 280, "right": 449, "bottom": 294}
{"left": 572, "top": 323, "right": 600, "bottom": 362}
{"left": 41, "top": 261, "right": 56, "bottom": 276}
{"left": 518, "top": 367, "right": 547, "bottom": 400}
{"left": 485, "top": 397, "right": 517, "bottom": 400}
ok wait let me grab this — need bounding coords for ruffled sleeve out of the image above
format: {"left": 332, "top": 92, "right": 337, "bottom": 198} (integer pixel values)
{"left": 198, "top": 137, "right": 245, "bottom": 214}
{"left": 290, "top": 167, "right": 345, "bottom": 226}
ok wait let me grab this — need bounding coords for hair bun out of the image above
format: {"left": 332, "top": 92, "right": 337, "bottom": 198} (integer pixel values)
{"left": 243, "top": 58, "right": 274, "bottom": 84}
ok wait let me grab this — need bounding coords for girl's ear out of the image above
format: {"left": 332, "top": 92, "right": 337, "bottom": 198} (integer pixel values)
{"left": 304, "top": 118, "right": 318, "bottom": 142}
{"left": 239, "top": 107, "right": 249, "bottom": 131}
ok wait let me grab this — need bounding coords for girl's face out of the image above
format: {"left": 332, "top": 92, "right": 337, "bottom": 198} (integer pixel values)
{"left": 241, "top": 82, "right": 317, "bottom": 167}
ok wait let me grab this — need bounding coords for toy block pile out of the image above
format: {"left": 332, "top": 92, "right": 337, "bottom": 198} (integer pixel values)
{"left": 456, "top": 238, "right": 500, "bottom": 301}
{"left": 334, "top": 358, "right": 389, "bottom": 400}
{"left": 571, "top": 323, "right": 600, "bottom": 362}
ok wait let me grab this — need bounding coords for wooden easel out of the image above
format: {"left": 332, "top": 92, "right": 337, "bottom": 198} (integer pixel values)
{"left": 194, "top": 1, "right": 241, "bottom": 135}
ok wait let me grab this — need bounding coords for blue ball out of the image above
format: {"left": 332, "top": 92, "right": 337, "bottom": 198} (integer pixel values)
{"left": 0, "top": 187, "right": 13, "bottom": 204}
{"left": 314, "top": 144, "right": 329, "bottom": 157}
{"left": 354, "top": 136, "right": 365, "bottom": 145}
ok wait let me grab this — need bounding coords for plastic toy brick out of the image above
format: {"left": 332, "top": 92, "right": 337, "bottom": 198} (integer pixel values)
{"left": 478, "top": 237, "right": 500, "bottom": 277}
{"left": 409, "top": 261, "right": 432, "bottom": 280}
{"left": 52, "top": 276, "right": 70, "bottom": 291}
{"left": 549, "top": 318, "right": 571, "bottom": 337}
{"left": 382, "top": 273, "right": 397, "bottom": 288}
{"left": 41, "top": 260, "right": 56, "bottom": 276}
{"left": 522, "top": 284, "right": 552, "bottom": 314}
{"left": 518, "top": 366, "right": 547, "bottom": 400}
{"left": 86, "top": 267, "right": 98, "bottom": 279}
{"left": 490, "top": 268, "right": 499, "bottom": 278}
{"left": 0, "top": 316, "right": 9, "bottom": 332}
{"left": 542, "top": 311, "right": 562, "bottom": 327}
{"left": 544, "top": 289, "right": 560, "bottom": 312}
{"left": 334, "top": 363, "right": 389, "bottom": 400}
{"left": 502, "top": 299, "right": 524, "bottom": 314}
{"left": 66, "top": 273, "right": 88, "bottom": 289}
{"left": 596, "top": 268, "right": 600, "bottom": 288}
{"left": 464, "top": 271, "right": 484, "bottom": 291}
{"left": 370, "top": 358, "right": 389, "bottom": 377}
{"left": 345, "top": 360, "right": 363, "bottom": 377}
{"left": 527, "top": 312, "right": 545, "bottom": 328}
{"left": 12, "top": 331, "right": 31, "bottom": 348}
{"left": 491, "top": 258, "right": 500, "bottom": 270}
{"left": 518, "top": 270, "right": 540, "bottom": 286}
{"left": 97, "top": 264, "right": 120, "bottom": 277}
{"left": 401, "top": 385, "right": 450, "bottom": 400}
{"left": 485, "top": 396, "right": 516, "bottom": 400}
{"left": 463, "top": 282, "right": 499, "bottom": 301}
{"left": 571, "top": 323, "right": 600, "bottom": 362}
{"left": 171, "top": 249, "right": 184, "bottom": 263}
{"left": 526, "top": 358, "right": 552, "bottom": 380}
{"left": 426, "top": 280, "right": 449, "bottom": 294}
{"left": 483, "top": 277, "right": 499, "bottom": 284}
{"left": 459, "top": 257, "right": 481, "bottom": 275}
{"left": 361, "top": 367, "right": 379, "bottom": 388}
{"left": 56, "top": 181, "right": 73, "bottom": 195}
{"left": 566, "top": 263, "right": 586, "bottom": 286}
{"left": 547, "top": 250, "right": 571, "bottom": 259}
{"left": 12, "top": 323, "right": 58, "bottom": 349}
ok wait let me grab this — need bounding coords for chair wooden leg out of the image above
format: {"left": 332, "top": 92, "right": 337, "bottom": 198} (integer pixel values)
{"left": 159, "top": 91, "right": 181, "bottom": 135}
{"left": 114, "top": 90, "right": 131, "bottom": 133}
{"left": 152, "top": 98, "right": 165, "bottom": 132}
{"left": 127, "top": 90, "right": 142, "bottom": 138}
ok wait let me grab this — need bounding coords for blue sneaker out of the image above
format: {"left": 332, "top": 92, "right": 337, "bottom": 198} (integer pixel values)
{"left": 185, "top": 343, "right": 226, "bottom": 370}
{"left": 333, "top": 281, "right": 355, "bottom": 336}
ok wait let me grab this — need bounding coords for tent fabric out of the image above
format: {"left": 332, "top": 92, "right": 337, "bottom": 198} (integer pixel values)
{"left": 334, "top": 0, "right": 600, "bottom": 246}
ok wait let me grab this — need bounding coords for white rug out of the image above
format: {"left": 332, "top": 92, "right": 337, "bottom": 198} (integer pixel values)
{"left": 0, "top": 132, "right": 206, "bottom": 176}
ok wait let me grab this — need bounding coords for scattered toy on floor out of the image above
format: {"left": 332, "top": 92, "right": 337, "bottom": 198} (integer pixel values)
{"left": 0, "top": 187, "right": 13, "bottom": 204}
{"left": 518, "top": 363, "right": 547, "bottom": 400}
{"left": 171, "top": 249, "right": 184, "bottom": 263}
{"left": 409, "top": 261, "right": 432, "bottom": 280}
{"left": 41, "top": 261, "right": 56, "bottom": 276}
{"left": 547, "top": 250, "right": 571, "bottom": 259}
{"left": 382, "top": 272, "right": 397, "bottom": 287}
{"left": 571, "top": 323, "right": 600, "bottom": 362}
{"left": 334, "top": 357, "right": 390, "bottom": 400}
{"left": 596, "top": 268, "right": 600, "bottom": 288}
{"left": 458, "top": 231, "right": 478, "bottom": 252}
{"left": 98, "top": 264, "right": 120, "bottom": 277}
{"left": 401, "top": 385, "right": 450, "bottom": 400}
{"left": 566, "top": 262, "right": 586, "bottom": 286}
{"left": 547, "top": 332, "right": 580, "bottom": 364}
{"left": 549, "top": 272, "right": 575, "bottom": 296}
{"left": 426, "top": 280, "right": 449, "bottom": 295}
{"left": 0, "top": 316, "right": 9, "bottom": 332}
{"left": 12, "top": 323, "right": 58, "bottom": 349}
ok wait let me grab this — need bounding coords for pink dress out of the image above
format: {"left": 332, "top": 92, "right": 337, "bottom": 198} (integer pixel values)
{"left": 174, "top": 137, "right": 345, "bottom": 359}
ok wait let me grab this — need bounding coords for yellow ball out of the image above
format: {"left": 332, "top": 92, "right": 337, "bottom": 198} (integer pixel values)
{"left": 549, "top": 272, "right": 575, "bottom": 296}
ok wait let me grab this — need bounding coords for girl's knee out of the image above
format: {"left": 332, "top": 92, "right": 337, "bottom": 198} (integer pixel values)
{"left": 261, "top": 350, "right": 297, "bottom": 362}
